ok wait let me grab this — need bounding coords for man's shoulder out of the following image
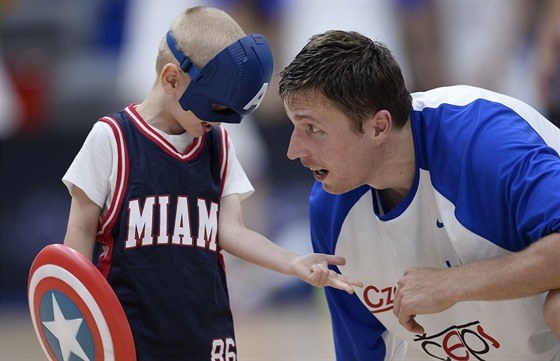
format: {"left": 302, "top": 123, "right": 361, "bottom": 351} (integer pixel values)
{"left": 411, "top": 85, "right": 507, "bottom": 109}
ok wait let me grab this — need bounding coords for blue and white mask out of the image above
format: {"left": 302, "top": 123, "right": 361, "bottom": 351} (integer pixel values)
{"left": 166, "top": 31, "right": 273, "bottom": 124}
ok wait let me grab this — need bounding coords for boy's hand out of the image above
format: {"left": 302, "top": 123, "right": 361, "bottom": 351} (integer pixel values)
{"left": 293, "top": 254, "right": 363, "bottom": 294}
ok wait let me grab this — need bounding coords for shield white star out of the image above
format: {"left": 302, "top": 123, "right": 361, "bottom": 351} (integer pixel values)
{"left": 42, "top": 293, "right": 91, "bottom": 361}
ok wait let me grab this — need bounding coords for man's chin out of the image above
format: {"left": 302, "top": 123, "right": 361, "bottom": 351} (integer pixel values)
{"left": 321, "top": 182, "right": 349, "bottom": 195}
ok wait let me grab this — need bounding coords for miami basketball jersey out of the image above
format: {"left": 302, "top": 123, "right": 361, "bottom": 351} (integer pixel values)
{"left": 311, "top": 86, "right": 560, "bottom": 360}
{"left": 95, "top": 108, "right": 236, "bottom": 360}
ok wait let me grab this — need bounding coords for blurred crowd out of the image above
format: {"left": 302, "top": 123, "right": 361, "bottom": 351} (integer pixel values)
{"left": 1, "top": 0, "right": 559, "bottom": 309}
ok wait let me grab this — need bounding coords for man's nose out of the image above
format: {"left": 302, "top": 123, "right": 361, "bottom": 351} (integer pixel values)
{"left": 287, "top": 129, "right": 306, "bottom": 160}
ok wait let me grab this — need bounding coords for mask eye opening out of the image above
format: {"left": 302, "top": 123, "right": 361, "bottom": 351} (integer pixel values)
{"left": 211, "top": 104, "right": 235, "bottom": 115}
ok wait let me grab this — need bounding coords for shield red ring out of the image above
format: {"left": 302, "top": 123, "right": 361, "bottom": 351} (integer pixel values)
{"left": 28, "top": 244, "right": 136, "bottom": 361}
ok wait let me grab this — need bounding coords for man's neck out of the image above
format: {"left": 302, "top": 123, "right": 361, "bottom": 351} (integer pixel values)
{"left": 377, "top": 121, "right": 416, "bottom": 210}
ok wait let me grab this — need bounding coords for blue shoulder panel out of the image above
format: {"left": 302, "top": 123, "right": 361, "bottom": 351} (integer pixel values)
{"left": 309, "top": 183, "right": 388, "bottom": 360}
{"left": 413, "top": 99, "right": 560, "bottom": 251}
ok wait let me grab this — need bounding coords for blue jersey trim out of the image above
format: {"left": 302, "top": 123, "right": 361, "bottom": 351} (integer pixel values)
{"left": 310, "top": 183, "right": 388, "bottom": 360}
{"left": 310, "top": 183, "right": 370, "bottom": 255}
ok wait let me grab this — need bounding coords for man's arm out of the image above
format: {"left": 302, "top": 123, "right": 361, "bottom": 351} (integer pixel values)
{"left": 544, "top": 288, "right": 560, "bottom": 340}
{"left": 218, "top": 193, "right": 362, "bottom": 294}
{"left": 63, "top": 186, "right": 102, "bottom": 261}
{"left": 393, "top": 232, "right": 560, "bottom": 333}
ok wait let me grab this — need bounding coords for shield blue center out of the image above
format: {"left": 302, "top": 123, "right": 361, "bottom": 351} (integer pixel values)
{"left": 40, "top": 290, "right": 96, "bottom": 361}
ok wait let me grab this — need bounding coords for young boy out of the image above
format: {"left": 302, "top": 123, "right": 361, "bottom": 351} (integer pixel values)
{"left": 62, "top": 6, "right": 361, "bottom": 360}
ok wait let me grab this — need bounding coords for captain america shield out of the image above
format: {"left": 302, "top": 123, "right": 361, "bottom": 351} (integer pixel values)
{"left": 28, "top": 244, "right": 136, "bottom": 361}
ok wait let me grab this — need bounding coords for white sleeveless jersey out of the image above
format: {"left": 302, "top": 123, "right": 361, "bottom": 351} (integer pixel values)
{"left": 310, "top": 86, "right": 560, "bottom": 360}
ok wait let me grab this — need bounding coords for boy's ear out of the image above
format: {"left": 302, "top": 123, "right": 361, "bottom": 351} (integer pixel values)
{"left": 160, "top": 63, "right": 181, "bottom": 94}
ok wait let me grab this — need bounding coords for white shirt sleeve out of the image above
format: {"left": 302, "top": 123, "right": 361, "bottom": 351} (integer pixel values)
{"left": 222, "top": 134, "right": 255, "bottom": 201}
{"left": 62, "top": 122, "right": 117, "bottom": 216}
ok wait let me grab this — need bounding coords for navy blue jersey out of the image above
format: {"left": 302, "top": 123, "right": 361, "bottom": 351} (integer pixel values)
{"left": 95, "top": 107, "right": 235, "bottom": 360}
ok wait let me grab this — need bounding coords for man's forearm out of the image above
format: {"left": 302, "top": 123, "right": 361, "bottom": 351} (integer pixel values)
{"left": 451, "top": 232, "right": 560, "bottom": 303}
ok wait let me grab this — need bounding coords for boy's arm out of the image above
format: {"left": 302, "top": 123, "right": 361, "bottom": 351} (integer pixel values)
{"left": 63, "top": 186, "right": 102, "bottom": 261}
{"left": 218, "top": 193, "right": 362, "bottom": 294}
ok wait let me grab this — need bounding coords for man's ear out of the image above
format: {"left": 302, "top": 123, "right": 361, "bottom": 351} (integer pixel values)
{"left": 160, "top": 63, "right": 181, "bottom": 94}
{"left": 364, "top": 110, "right": 392, "bottom": 141}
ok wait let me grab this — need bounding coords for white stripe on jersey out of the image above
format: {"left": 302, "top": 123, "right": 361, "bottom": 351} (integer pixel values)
{"left": 413, "top": 85, "right": 560, "bottom": 147}
{"left": 98, "top": 116, "right": 128, "bottom": 236}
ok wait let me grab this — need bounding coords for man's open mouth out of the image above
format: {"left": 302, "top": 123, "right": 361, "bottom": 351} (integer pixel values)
{"left": 311, "top": 168, "right": 329, "bottom": 180}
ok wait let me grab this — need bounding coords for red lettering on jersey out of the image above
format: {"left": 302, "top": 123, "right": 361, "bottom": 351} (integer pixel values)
{"left": 363, "top": 285, "right": 396, "bottom": 313}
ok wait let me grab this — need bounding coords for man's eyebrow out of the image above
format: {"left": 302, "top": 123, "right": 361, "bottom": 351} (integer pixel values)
{"left": 292, "top": 113, "right": 309, "bottom": 120}
{"left": 292, "top": 112, "right": 321, "bottom": 123}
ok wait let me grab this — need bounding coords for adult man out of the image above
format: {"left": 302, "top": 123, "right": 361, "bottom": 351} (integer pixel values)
{"left": 279, "top": 30, "right": 560, "bottom": 360}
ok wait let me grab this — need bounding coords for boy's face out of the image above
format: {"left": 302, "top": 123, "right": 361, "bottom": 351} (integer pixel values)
{"left": 176, "top": 111, "right": 219, "bottom": 138}
{"left": 185, "top": 105, "right": 227, "bottom": 136}
{"left": 167, "top": 74, "right": 221, "bottom": 137}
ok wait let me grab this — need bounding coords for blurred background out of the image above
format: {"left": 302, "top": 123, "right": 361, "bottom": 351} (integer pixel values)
{"left": 1, "top": 0, "right": 558, "bottom": 360}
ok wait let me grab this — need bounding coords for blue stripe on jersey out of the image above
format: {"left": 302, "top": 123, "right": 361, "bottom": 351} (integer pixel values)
{"left": 412, "top": 98, "right": 560, "bottom": 251}
{"left": 310, "top": 183, "right": 388, "bottom": 360}
{"left": 310, "top": 183, "right": 370, "bottom": 255}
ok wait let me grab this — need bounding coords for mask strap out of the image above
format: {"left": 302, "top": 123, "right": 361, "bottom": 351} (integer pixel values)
{"left": 166, "top": 31, "right": 202, "bottom": 82}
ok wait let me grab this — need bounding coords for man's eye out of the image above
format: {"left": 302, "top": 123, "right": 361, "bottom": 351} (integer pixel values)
{"left": 309, "top": 125, "right": 320, "bottom": 133}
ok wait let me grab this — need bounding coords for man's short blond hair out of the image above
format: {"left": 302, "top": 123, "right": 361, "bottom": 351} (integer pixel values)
{"left": 156, "top": 6, "right": 246, "bottom": 75}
